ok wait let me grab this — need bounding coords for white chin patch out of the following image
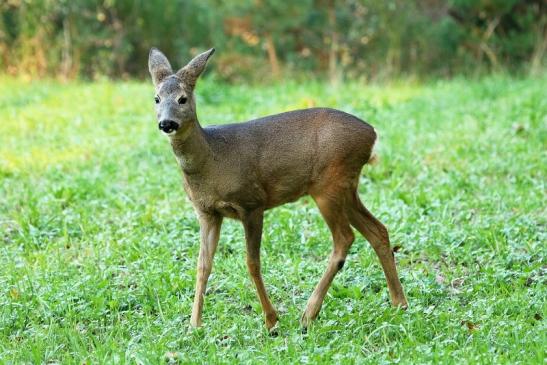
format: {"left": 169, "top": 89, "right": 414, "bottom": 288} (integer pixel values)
{"left": 162, "top": 130, "right": 177, "bottom": 136}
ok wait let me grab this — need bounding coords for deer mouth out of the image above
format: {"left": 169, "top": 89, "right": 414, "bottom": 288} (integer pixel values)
{"left": 162, "top": 129, "right": 177, "bottom": 136}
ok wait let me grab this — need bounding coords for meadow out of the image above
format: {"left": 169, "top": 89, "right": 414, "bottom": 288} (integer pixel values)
{"left": 0, "top": 74, "right": 545, "bottom": 364}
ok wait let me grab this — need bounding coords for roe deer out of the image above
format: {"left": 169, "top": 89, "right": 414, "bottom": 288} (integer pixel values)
{"left": 148, "top": 47, "right": 408, "bottom": 331}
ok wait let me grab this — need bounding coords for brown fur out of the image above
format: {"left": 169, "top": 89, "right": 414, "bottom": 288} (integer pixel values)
{"left": 148, "top": 48, "right": 408, "bottom": 330}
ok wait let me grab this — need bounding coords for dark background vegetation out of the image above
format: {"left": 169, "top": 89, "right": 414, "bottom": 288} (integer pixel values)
{"left": 0, "top": 0, "right": 545, "bottom": 82}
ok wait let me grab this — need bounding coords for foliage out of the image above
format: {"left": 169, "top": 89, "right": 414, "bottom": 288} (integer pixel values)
{"left": 0, "top": 74, "right": 545, "bottom": 363}
{"left": 0, "top": 0, "right": 545, "bottom": 81}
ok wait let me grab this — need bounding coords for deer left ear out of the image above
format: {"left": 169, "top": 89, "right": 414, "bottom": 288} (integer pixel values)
{"left": 176, "top": 48, "right": 215, "bottom": 88}
{"left": 149, "top": 48, "right": 173, "bottom": 87}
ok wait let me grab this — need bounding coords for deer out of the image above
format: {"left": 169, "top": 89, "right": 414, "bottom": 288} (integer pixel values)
{"left": 148, "top": 47, "right": 408, "bottom": 331}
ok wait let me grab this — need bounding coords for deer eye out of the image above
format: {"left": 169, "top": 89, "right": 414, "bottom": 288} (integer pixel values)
{"left": 178, "top": 96, "right": 187, "bottom": 105}
{"left": 154, "top": 96, "right": 160, "bottom": 104}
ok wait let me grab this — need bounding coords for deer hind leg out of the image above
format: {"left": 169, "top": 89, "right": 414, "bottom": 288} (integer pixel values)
{"left": 301, "top": 189, "right": 355, "bottom": 328}
{"left": 347, "top": 192, "right": 408, "bottom": 308}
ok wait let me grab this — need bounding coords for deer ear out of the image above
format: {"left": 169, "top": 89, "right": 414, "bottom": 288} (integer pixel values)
{"left": 148, "top": 48, "right": 173, "bottom": 87}
{"left": 176, "top": 48, "right": 215, "bottom": 88}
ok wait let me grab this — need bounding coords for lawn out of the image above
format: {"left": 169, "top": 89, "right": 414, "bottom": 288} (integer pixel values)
{"left": 0, "top": 74, "right": 545, "bottom": 364}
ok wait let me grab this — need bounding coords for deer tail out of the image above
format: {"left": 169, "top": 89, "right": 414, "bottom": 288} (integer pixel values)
{"left": 367, "top": 129, "right": 379, "bottom": 165}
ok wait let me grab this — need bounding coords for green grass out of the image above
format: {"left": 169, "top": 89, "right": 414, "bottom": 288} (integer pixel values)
{"left": 0, "top": 74, "right": 545, "bottom": 364}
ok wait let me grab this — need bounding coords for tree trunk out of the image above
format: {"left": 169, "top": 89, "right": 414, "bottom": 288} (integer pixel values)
{"left": 327, "top": 0, "right": 340, "bottom": 84}
{"left": 530, "top": 17, "right": 546, "bottom": 75}
{"left": 61, "top": 17, "right": 73, "bottom": 80}
{"left": 479, "top": 17, "right": 500, "bottom": 70}
{"left": 265, "top": 33, "right": 280, "bottom": 78}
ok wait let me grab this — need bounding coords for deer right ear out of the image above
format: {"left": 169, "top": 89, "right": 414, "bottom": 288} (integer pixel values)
{"left": 148, "top": 48, "right": 173, "bottom": 87}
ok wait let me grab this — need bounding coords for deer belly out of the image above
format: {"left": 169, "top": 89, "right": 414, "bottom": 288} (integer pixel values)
{"left": 263, "top": 174, "right": 309, "bottom": 208}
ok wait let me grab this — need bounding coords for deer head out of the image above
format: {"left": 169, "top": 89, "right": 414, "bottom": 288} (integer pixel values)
{"left": 148, "top": 48, "right": 215, "bottom": 136}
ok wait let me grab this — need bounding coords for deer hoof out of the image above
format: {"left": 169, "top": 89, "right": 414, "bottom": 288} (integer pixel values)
{"left": 392, "top": 297, "right": 409, "bottom": 310}
{"left": 189, "top": 318, "right": 202, "bottom": 328}
{"left": 300, "top": 311, "right": 316, "bottom": 330}
{"left": 265, "top": 312, "right": 279, "bottom": 332}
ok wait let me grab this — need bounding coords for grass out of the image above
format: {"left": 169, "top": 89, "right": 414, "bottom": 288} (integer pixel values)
{"left": 0, "top": 74, "right": 545, "bottom": 364}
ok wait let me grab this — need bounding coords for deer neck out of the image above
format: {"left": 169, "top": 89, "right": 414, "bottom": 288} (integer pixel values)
{"left": 169, "top": 119, "right": 211, "bottom": 174}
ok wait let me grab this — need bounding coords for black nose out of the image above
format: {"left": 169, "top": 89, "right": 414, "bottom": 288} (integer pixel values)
{"left": 158, "top": 120, "right": 179, "bottom": 133}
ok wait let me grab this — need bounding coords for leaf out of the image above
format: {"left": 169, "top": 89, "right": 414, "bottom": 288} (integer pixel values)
{"left": 461, "top": 320, "right": 479, "bottom": 332}
{"left": 435, "top": 274, "right": 445, "bottom": 285}
{"left": 9, "top": 287, "right": 19, "bottom": 300}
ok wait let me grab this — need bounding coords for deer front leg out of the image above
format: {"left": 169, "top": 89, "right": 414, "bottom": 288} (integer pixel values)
{"left": 190, "top": 212, "right": 222, "bottom": 328}
{"left": 242, "top": 209, "right": 278, "bottom": 331}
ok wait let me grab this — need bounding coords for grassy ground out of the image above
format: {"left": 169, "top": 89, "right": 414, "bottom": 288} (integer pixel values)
{"left": 0, "top": 74, "right": 545, "bottom": 364}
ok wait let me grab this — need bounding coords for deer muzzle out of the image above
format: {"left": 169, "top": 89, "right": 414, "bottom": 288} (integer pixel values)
{"left": 158, "top": 119, "right": 180, "bottom": 134}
